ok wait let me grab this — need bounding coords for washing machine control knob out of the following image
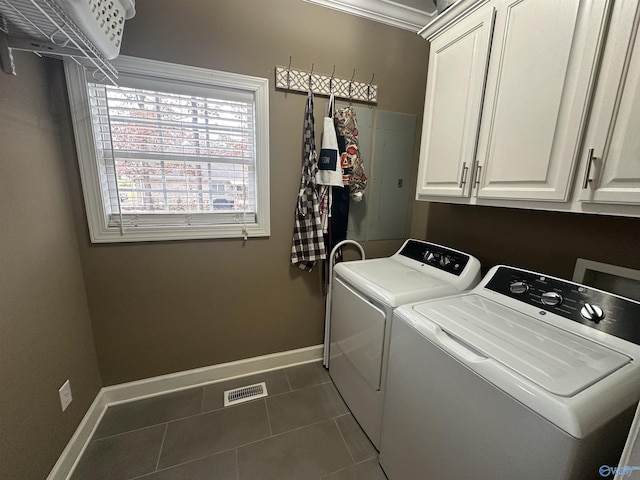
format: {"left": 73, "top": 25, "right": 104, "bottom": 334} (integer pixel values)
{"left": 541, "top": 291, "right": 563, "bottom": 306}
{"left": 439, "top": 256, "right": 451, "bottom": 267}
{"left": 509, "top": 281, "right": 529, "bottom": 294}
{"left": 581, "top": 303, "right": 605, "bottom": 323}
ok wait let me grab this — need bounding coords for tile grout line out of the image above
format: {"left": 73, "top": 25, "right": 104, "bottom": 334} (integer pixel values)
{"left": 353, "top": 456, "right": 380, "bottom": 466}
{"left": 235, "top": 448, "right": 240, "bottom": 480}
{"left": 263, "top": 398, "right": 274, "bottom": 437}
{"left": 91, "top": 423, "right": 168, "bottom": 442}
{"left": 127, "top": 451, "right": 232, "bottom": 480}
{"left": 324, "top": 382, "right": 345, "bottom": 416}
{"left": 320, "top": 465, "right": 348, "bottom": 480}
{"left": 319, "top": 457, "right": 383, "bottom": 480}
{"left": 153, "top": 423, "right": 168, "bottom": 473}
{"left": 200, "top": 385, "right": 206, "bottom": 413}
{"left": 284, "top": 367, "right": 293, "bottom": 392}
{"left": 333, "top": 417, "right": 356, "bottom": 464}
{"left": 235, "top": 417, "right": 344, "bottom": 451}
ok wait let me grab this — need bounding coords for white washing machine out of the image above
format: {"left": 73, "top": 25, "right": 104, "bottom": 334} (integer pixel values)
{"left": 379, "top": 265, "right": 640, "bottom": 480}
{"left": 328, "top": 239, "right": 481, "bottom": 450}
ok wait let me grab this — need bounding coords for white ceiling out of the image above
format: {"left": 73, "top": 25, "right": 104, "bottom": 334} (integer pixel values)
{"left": 303, "top": 0, "right": 438, "bottom": 32}
{"left": 395, "top": 0, "right": 437, "bottom": 13}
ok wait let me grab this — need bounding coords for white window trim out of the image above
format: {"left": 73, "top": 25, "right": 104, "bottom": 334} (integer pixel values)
{"left": 64, "top": 56, "right": 270, "bottom": 243}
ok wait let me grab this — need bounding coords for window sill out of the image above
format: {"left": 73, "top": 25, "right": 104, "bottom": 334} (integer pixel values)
{"left": 88, "top": 222, "right": 270, "bottom": 243}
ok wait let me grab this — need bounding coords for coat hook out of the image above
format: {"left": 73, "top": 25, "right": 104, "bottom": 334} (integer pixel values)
{"left": 329, "top": 65, "right": 336, "bottom": 93}
{"left": 286, "top": 55, "right": 292, "bottom": 89}
{"left": 367, "top": 73, "right": 375, "bottom": 101}
{"left": 348, "top": 69, "right": 356, "bottom": 102}
{"left": 308, "top": 63, "right": 315, "bottom": 92}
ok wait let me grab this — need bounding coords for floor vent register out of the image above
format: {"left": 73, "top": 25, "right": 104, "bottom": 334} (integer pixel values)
{"left": 224, "top": 382, "right": 268, "bottom": 406}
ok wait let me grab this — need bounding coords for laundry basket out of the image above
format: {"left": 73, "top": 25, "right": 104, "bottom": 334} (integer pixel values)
{"left": 57, "top": 0, "right": 135, "bottom": 59}
{"left": 0, "top": 0, "right": 135, "bottom": 59}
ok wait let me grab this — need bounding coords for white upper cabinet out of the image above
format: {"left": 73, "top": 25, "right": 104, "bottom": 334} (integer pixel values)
{"left": 474, "top": 0, "right": 610, "bottom": 202}
{"left": 415, "top": 0, "right": 640, "bottom": 216}
{"left": 579, "top": 1, "right": 640, "bottom": 206}
{"left": 416, "top": 2, "right": 495, "bottom": 198}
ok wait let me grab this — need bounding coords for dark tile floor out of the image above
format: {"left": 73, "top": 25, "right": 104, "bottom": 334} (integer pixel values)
{"left": 70, "top": 362, "right": 388, "bottom": 480}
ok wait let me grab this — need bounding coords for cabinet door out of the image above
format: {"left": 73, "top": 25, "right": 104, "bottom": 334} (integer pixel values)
{"left": 580, "top": 2, "right": 640, "bottom": 205}
{"left": 416, "top": 5, "right": 495, "bottom": 198}
{"left": 474, "top": 0, "right": 611, "bottom": 201}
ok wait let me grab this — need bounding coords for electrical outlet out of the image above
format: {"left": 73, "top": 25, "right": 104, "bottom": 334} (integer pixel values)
{"left": 59, "top": 380, "right": 72, "bottom": 412}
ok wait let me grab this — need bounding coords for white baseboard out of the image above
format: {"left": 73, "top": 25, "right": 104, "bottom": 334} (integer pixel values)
{"left": 45, "top": 392, "right": 109, "bottom": 480}
{"left": 47, "top": 344, "right": 323, "bottom": 480}
{"left": 103, "top": 344, "right": 323, "bottom": 404}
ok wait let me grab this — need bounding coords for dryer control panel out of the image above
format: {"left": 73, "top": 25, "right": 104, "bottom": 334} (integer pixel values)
{"left": 399, "top": 240, "right": 470, "bottom": 276}
{"left": 486, "top": 266, "right": 640, "bottom": 345}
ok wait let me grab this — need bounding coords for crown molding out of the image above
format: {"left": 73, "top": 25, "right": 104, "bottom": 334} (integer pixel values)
{"left": 418, "top": 0, "right": 490, "bottom": 39}
{"left": 304, "top": 0, "right": 436, "bottom": 32}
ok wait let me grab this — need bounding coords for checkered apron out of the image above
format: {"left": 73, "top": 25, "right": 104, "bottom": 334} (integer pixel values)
{"left": 291, "top": 91, "right": 327, "bottom": 271}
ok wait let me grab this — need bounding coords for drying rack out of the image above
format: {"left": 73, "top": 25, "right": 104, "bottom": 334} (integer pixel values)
{"left": 275, "top": 62, "right": 378, "bottom": 104}
{"left": 323, "top": 239, "right": 366, "bottom": 368}
{"left": 0, "top": 0, "right": 117, "bottom": 83}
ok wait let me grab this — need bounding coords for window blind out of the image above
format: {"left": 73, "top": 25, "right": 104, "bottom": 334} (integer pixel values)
{"left": 87, "top": 83, "right": 258, "bottom": 226}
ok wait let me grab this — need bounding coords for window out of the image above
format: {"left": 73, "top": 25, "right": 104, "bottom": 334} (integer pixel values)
{"left": 65, "top": 56, "right": 270, "bottom": 242}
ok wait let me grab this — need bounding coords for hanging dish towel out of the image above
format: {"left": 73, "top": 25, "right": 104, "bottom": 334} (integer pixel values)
{"left": 317, "top": 94, "right": 342, "bottom": 237}
{"left": 316, "top": 94, "right": 343, "bottom": 188}
{"left": 291, "top": 91, "right": 327, "bottom": 272}
{"left": 328, "top": 123, "right": 350, "bottom": 259}
{"left": 335, "top": 106, "right": 367, "bottom": 201}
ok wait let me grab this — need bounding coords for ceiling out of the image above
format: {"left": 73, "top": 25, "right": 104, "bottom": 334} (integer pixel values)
{"left": 303, "top": 0, "right": 438, "bottom": 32}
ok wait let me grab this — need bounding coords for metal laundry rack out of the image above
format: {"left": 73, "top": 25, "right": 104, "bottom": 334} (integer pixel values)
{"left": 275, "top": 60, "right": 378, "bottom": 104}
{"left": 323, "top": 239, "right": 366, "bottom": 368}
{"left": 0, "top": 0, "right": 117, "bottom": 83}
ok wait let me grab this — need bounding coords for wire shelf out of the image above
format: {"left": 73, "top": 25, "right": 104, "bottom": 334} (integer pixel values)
{"left": 0, "top": 0, "right": 117, "bottom": 83}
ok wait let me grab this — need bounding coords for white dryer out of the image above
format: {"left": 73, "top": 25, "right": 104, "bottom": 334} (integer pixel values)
{"left": 380, "top": 265, "right": 640, "bottom": 480}
{"left": 329, "top": 239, "right": 481, "bottom": 449}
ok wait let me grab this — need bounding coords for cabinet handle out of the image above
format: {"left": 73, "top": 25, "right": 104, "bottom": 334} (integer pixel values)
{"left": 459, "top": 162, "right": 469, "bottom": 188}
{"left": 473, "top": 165, "right": 483, "bottom": 188}
{"left": 582, "top": 148, "right": 596, "bottom": 189}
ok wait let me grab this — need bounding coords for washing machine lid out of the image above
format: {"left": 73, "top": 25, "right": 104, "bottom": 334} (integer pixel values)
{"left": 335, "top": 258, "right": 457, "bottom": 307}
{"left": 413, "top": 294, "right": 631, "bottom": 397}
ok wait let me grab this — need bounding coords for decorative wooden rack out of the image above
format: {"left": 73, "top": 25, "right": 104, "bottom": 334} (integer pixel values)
{"left": 275, "top": 65, "right": 378, "bottom": 104}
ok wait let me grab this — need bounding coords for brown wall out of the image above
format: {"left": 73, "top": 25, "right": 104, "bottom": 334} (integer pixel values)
{"left": 0, "top": 54, "right": 102, "bottom": 480}
{"left": 423, "top": 204, "right": 640, "bottom": 279}
{"left": 2, "top": 3, "right": 639, "bottom": 477}
{"left": 61, "top": 0, "right": 430, "bottom": 385}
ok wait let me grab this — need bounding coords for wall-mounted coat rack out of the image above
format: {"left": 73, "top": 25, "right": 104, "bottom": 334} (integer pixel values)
{"left": 275, "top": 63, "right": 378, "bottom": 104}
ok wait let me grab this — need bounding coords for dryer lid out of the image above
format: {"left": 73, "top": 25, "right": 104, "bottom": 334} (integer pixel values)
{"left": 334, "top": 258, "right": 454, "bottom": 306}
{"left": 412, "top": 294, "right": 631, "bottom": 397}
